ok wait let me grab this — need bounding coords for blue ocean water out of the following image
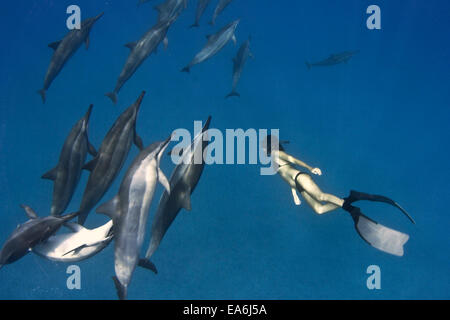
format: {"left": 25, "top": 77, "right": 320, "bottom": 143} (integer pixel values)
{"left": 0, "top": 0, "right": 449, "bottom": 300}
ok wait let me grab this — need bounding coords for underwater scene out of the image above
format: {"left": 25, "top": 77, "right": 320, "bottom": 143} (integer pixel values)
{"left": 0, "top": 0, "right": 449, "bottom": 300}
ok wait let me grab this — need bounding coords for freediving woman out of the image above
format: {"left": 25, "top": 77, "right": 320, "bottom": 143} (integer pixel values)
{"left": 262, "top": 135, "right": 415, "bottom": 256}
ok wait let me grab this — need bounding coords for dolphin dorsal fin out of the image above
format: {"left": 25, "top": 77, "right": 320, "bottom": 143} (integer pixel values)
{"left": 48, "top": 41, "right": 62, "bottom": 51}
{"left": 134, "top": 129, "right": 144, "bottom": 151}
{"left": 82, "top": 156, "right": 99, "bottom": 171}
{"left": 125, "top": 42, "right": 137, "bottom": 50}
{"left": 42, "top": 166, "right": 58, "bottom": 181}
{"left": 21, "top": 205, "right": 38, "bottom": 219}
{"left": 96, "top": 196, "right": 120, "bottom": 220}
{"left": 180, "top": 190, "right": 192, "bottom": 211}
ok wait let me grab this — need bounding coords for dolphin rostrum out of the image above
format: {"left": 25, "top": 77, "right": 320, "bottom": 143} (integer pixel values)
{"left": 146, "top": 116, "right": 211, "bottom": 260}
{"left": 77, "top": 91, "right": 146, "bottom": 225}
{"left": 305, "top": 50, "right": 359, "bottom": 69}
{"left": 190, "top": 0, "right": 212, "bottom": 28}
{"left": 0, "top": 205, "right": 78, "bottom": 269}
{"left": 96, "top": 135, "right": 173, "bottom": 300}
{"left": 33, "top": 220, "right": 113, "bottom": 262}
{"left": 38, "top": 12, "right": 103, "bottom": 103}
{"left": 42, "top": 105, "right": 97, "bottom": 217}
{"left": 105, "top": 17, "right": 177, "bottom": 104}
{"left": 226, "top": 36, "right": 253, "bottom": 98}
{"left": 181, "top": 19, "right": 239, "bottom": 73}
{"left": 210, "top": 0, "right": 234, "bottom": 26}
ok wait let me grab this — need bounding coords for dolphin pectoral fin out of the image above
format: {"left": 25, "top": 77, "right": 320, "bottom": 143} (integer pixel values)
{"left": 158, "top": 169, "right": 171, "bottom": 194}
{"left": 85, "top": 36, "right": 90, "bottom": 50}
{"left": 180, "top": 191, "right": 192, "bottom": 211}
{"left": 112, "top": 276, "right": 127, "bottom": 300}
{"left": 38, "top": 89, "right": 46, "bottom": 103}
{"left": 20, "top": 204, "right": 38, "bottom": 219}
{"left": 231, "top": 34, "right": 237, "bottom": 46}
{"left": 249, "top": 51, "right": 255, "bottom": 59}
{"left": 138, "top": 259, "right": 158, "bottom": 274}
{"left": 154, "top": 3, "right": 164, "bottom": 13}
{"left": 163, "top": 37, "right": 169, "bottom": 50}
{"left": 88, "top": 141, "right": 98, "bottom": 157}
{"left": 105, "top": 92, "right": 118, "bottom": 105}
{"left": 64, "top": 222, "right": 85, "bottom": 233}
{"left": 96, "top": 196, "right": 120, "bottom": 220}
{"left": 48, "top": 41, "right": 61, "bottom": 51}
{"left": 42, "top": 166, "right": 58, "bottom": 181}
{"left": 134, "top": 130, "right": 144, "bottom": 151}
{"left": 63, "top": 244, "right": 87, "bottom": 256}
{"left": 125, "top": 42, "right": 137, "bottom": 50}
{"left": 82, "top": 156, "right": 99, "bottom": 171}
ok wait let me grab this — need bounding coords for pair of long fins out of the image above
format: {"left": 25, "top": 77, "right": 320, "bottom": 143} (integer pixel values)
{"left": 343, "top": 190, "right": 415, "bottom": 257}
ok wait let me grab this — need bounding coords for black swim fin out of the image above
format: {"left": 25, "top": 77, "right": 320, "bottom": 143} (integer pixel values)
{"left": 344, "top": 205, "right": 410, "bottom": 256}
{"left": 344, "top": 190, "right": 415, "bottom": 224}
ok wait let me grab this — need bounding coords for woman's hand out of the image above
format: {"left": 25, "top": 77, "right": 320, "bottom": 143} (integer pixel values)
{"left": 311, "top": 167, "right": 322, "bottom": 176}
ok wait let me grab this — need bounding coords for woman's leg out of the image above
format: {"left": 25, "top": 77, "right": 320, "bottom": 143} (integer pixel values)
{"left": 295, "top": 173, "right": 344, "bottom": 214}
{"left": 301, "top": 191, "right": 340, "bottom": 215}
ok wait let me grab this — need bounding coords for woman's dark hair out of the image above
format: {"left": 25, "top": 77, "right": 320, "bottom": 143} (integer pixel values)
{"left": 264, "top": 135, "right": 285, "bottom": 156}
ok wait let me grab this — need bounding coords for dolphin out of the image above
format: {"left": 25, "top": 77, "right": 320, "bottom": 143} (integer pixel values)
{"left": 210, "top": 0, "right": 234, "bottom": 26}
{"left": 0, "top": 205, "right": 78, "bottom": 269}
{"left": 190, "top": 0, "right": 212, "bottom": 28}
{"left": 305, "top": 50, "right": 359, "bottom": 69}
{"left": 226, "top": 36, "right": 253, "bottom": 98}
{"left": 96, "top": 135, "right": 173, "bottom": 300}
{"left": 42, "top": 105, "right": 97, "bottom": 217}
{"left": 77, "top": 91, "right": 146, "bottom": 225}
{"left": 38, "top": 12, "right": 104, "bottom": 103}
{"left": 33, "top": 220, "right": 113, "bottom": 262}
{"left": 145, "top": 117, "right": 211, "bottom": 260}
{"left": 181, "top": 19, "right": 239, "bottom": 73}
{"left": 105, "top": 17, "right": 177, "bottom": 104}
{"left": 154, "top": 0, "right": 188, "bottom": 24}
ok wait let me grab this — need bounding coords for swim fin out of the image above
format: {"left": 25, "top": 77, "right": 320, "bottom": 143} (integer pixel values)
{"left": 344, "top": 190, "right": 415, "bottom": 224}
{"left": 344, "top": 205, "right": 410, "bottom": 256}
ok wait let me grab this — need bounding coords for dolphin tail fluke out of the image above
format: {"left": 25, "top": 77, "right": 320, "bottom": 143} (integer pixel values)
{"left": 112, "top": 276, "right": 127, "bottom": 300}
{"left": 181, "top": 66, "right": 190, "bottom": 73}
{"left": 225, "top": 91, "right": 240, "bottom": 99}
{"left": 105, "top": 92, "right": 118, "bottom": 105}
{"left": 138, "top": 258, "right": 158, "bottom": 274}
{"left": 38, "top": 89, "right": 46, "bottom": 103}
{"left": 305, "top": 62, "right": 311, "bottom": 70}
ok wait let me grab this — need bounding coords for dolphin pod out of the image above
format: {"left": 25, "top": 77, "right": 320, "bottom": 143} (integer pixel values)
{"left": 38, "top": 12, "right": 103, "bottom": 103}
{"left": 97, "top": 135, "right": 173, "bottom": 300}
